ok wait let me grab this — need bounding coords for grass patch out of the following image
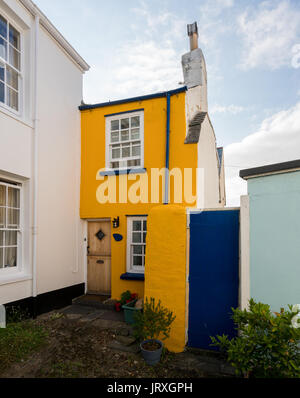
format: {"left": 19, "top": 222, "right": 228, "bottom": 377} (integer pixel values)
{"left": 0, "top": 321, "right": 48, "bottom": 373}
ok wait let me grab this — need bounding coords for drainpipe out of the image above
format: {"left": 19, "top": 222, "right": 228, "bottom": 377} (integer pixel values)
{"left": 32, "top": 15, "right": 40, "bottom": 316}
{"left": 164, "top": 93, "right": 171, "bottom": 205}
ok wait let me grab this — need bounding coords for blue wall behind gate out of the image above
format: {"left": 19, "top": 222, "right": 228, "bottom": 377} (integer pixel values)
{"left": 188, "top": 210, "right": 240, "bottom": 350}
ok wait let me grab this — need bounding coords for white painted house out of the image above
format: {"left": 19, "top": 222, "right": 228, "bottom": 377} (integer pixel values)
{"left": 0, "top": 0, "right": 89, "bottom": 314}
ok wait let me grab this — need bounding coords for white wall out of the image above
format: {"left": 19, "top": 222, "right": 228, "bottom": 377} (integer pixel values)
{"left": 0, "top": 0, "right": 85, "bottom": 303}
{"left": 197, "top": 117, "right": 222, "bottom": 208}
{"left": 35, "top": 26, "right": 84, "bottom": 294}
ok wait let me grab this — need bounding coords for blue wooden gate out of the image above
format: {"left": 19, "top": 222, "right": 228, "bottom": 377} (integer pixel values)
{"left": 188, "top": 210, "right": 239, "bottom": 350}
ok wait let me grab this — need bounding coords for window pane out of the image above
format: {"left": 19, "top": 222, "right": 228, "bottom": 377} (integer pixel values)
{"left": 122, "top": 145, "right": 130, "bottom": 158}
{"left": 132, "top": 232, "right": 141, "bottom": 243}
{"left": 133, "top": 256, "right": 143, "bottom": 266}
{"left": 131, "top": 129, "right": 140, "bottom": 140}
{"left": 0, "top": 248, "right": 3, "bottom": 269}
{"left": 143, "top": 220, "right": 147, "bottom": 231}
{"left": 121, "top": 130, "right": 129, "bottom": 141}
{"left": 143, "top": 232, "right": 147, "bottom": 243}
{"left": 0, "top": 36, "right": 7, "bottom": 60}
{"left": 9, "top": 25, "right": 20, "bottom": 50}
{"left": 132, "top": 145, "right": 140, "bottom": 157}
{"left": 111, "top": 120, "right": 119, "bottom": 131}
{"left": 0, "top": 207, "right": 5, "bottom": 228}
{"left": 0, "top": 15, "right": 7, "bottom": 39}
{"left": 133, "top": 245, "right": 143, "bottom": 255}
{"left": 6, "top": 66, "right": 18, "bottom": 90}
{"left": 0, "top": 231, "right": 3, "bottom": 246}
{"left": 7, "top": 87, "right": 18, "bottom": 111}
{"left": 133, "top": 220, "right": 142, "bottom": 231}
{"left": 9, "top": 45, "right": 20, "bottom": 70}
{"left": 4, "top": 246, "right": 17, "bottom": 268}
{"left": 7, "top": 208, "right": 19, "bottom": 228}
{"left": 111, "top": 131, "right": 119, "bottom": 143}
{"left": 112, "top": 146, "right": 120, "bottom": 159}
{"left": 5, "top": 231, "right": 17, "bottom": 246}
{"left": 128, "top": 159, "right": 140, "bottom": 167}
{"left": 0, "top": 64, "right": 4, "bottom": 82}
{"left": 8, "top": 187, "right": 19, "bottom": 208}
{"left": 131, "top": 116, "right": 140, "bottom": 128}
{"left": 0, "top": 82, "right": 4, "bottom": 103}
{"left": 121, "top": 118, "right": 129, "bottom": 129}
{"left": 110, "top": 162, "right": 119, "bottom": 169}
{"left": 0, "top": 185, "right": 5, "bottom": 205}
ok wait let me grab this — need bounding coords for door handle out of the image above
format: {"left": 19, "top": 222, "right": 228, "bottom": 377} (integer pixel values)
{"left": 87, "top": 245, "right": 90, "bottom": 255}
{"left": 97, "top": 260, "right": 104, "bottom": 264}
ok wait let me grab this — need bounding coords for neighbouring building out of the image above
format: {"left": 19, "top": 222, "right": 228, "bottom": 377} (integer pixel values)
{"left": 0, "top": 0, "right": 89, "bottom": 314}
{"left": 79, "top": 22, "right": 225, "bottom": 301}
{"left": 240, "top": 159, "right": 300, "bottom": 311}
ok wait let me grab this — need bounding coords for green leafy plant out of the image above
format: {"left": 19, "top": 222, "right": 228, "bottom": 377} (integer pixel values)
{"left": 133, "top": 297, "right": 176, "bottom": 342}
{"left": 210, "top": 299, "right": 300, "bottom": 378}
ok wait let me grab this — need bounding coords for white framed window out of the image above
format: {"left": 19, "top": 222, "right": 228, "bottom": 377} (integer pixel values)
{"left": 0, "top": 13, "right": 21, "bottom": 113}
{"left": 105, "top": 111, "right": 144, "bottom": 170}
{"left": 0, "top": 181, "right": 22, "bottom": 271}
{"left": 126, "top": 216, "right": 147, "bottom": 274}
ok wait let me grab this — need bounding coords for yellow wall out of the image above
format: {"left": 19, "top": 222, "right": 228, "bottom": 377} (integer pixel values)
{"left": 144, "top": 205, "right": 187, "bottom": 353}
{"left": 80, "top": 93, "right": 197, "bottom": 300}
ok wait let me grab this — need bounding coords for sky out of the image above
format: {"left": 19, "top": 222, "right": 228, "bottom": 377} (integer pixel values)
{"left": 34, "top": 0, "right": 300, "bottom": 206}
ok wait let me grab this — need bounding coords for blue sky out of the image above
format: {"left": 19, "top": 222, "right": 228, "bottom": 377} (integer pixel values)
{"left": 35, "top": 0, "right": 300, "bottom": 205}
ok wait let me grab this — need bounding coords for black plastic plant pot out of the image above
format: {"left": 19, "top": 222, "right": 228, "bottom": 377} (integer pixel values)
{"left": 140, "top": 339, "right": 163, "bottom": 366}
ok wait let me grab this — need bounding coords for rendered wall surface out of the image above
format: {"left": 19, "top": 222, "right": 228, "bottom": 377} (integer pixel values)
{"left": 144, "top": 205, "right": 187, "bottom": 353}
{"left": 248, "top": 171, "right": 300, "bottom": 311}
{"left": 80, "top": 92, "right": 196, "bottom": 300}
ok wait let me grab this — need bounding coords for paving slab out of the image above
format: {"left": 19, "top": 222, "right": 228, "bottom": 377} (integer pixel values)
{"left": 79, "top": 310, "right": 106, "bottom": 323}
{"left": 59, "top": 305, "right": 96, "bottom": 316}
{"left": 108, "top": 340, "right": 141, "bottom": 354}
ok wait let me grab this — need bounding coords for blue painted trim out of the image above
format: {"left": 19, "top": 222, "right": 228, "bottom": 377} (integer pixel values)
{"left": 100, "top": 168, "right": 147, "bottom": 176}
{"left": 113, "top": 234, "right": 123, "bottom": 242}
{"left": 104, "top": 108, "right": 144, "bottom": 118}
{"left": 120, "top": 273, "right": 145, "bottom": 281}
{"left": 79, "top": 87, "right": 187, "bottom": 111}
{"left": 164, "top": 93, "right": 171, "bottom": 205}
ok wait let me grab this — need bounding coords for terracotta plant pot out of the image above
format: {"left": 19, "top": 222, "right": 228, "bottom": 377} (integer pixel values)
{"left": 140, "top": 339, "right": 163, "bottom": 366}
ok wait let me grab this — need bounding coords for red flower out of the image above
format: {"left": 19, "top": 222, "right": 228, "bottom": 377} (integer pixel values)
{"left": 126, "top": 299, "right": 132, "bottom": 304}
{"left": 131, "top": 293, "right": 138, "bottom": 300}
{"left": 115, "top": 302, "right": 122, "bottom": 312}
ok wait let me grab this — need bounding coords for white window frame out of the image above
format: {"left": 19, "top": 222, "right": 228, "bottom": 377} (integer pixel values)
{"left": 0, "top": 11, "right": 23, "bottom": 116}
{"left": 105, "top": 110, "right": 144, "bottom": 171}
{"left": 126, "top": 216, "right": 147, "bottom": 274}
{"left": 0, "top": 180, "right": 23, "bottom": 276}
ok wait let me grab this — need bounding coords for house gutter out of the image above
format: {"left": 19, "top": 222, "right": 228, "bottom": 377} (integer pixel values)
{"left": 32, "top": 15, "right": 39, "bottom": 309}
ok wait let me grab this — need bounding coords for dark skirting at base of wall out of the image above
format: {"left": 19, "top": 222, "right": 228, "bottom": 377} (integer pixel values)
{"left": 4, "top": 283, "right": 85, "bottom": 319}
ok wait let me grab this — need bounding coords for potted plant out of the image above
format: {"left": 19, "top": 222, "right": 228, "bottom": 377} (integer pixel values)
{"left": 114, "top": 290, "right": 138, "bottom": 312}
{"left": 133, "top": 297, "right": 176, "bottom": 366}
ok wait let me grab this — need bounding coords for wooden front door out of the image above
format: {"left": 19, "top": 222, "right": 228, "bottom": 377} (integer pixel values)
{"left": 87, "top": 220, "right": 111, "bottom": 295}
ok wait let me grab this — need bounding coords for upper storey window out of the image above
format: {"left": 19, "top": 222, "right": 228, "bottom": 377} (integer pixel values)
{"left": 105, "top": 111, "right": 144, "bottom": 170}
{"left": 0, "top": 14, "right": 21, "bottom": 112}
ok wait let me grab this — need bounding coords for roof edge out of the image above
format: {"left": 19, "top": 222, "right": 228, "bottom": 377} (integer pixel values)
{"left": 240, "top": 159, "right": 300, "bottom": 179}
{"left": 79, "top": 86, "right": 188, "bottom": 111}
{"left": 19, "top": 0, "right": 90, "bottom": 72}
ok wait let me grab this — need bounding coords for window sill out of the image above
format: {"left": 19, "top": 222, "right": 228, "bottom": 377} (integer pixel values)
{"left": 0, "top": 273, "right": 32, "bottom": 286}
{"left": 120, "top": 272, "right": 145, "bottom": 281}
{"left": 0, "top": 105, "right": 33, "bottom": 129}
{"left": 100, "top": 168, "right": 147, "bottom": 176}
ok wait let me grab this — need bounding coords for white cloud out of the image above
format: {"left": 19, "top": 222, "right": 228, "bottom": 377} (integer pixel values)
{"left": 238, "top": 0, "right": 300, "bottom": 70}
{"left": 211, "top": 104, "right": 245, "bottom": 115}
{"left": 84, "top": 1, "right": 185, "bottom": 103}
{"left": 225, "top": 102, "right": 300, "bottom": 206}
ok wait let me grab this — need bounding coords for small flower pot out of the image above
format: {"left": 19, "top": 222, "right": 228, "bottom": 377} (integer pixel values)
{"left": 140, "top": 339, "right": 163, "bottom": 366}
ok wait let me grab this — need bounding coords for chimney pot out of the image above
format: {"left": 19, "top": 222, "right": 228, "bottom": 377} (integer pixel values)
{"left": 187, "top": 22, "right": 198, "bottom": 51}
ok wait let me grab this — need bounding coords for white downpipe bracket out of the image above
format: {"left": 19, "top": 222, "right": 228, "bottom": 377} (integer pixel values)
{"left": 32, "top": 15, "right": 39, "bottom": 299}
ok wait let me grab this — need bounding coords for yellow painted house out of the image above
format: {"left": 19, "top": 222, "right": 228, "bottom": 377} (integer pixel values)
{"left": 79, "top": 23, "right": 225, "bottom": 301}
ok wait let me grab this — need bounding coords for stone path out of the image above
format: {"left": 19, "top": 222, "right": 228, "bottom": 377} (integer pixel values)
{"left": 57, "top": 300, "right": 236, "bottom": 377}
